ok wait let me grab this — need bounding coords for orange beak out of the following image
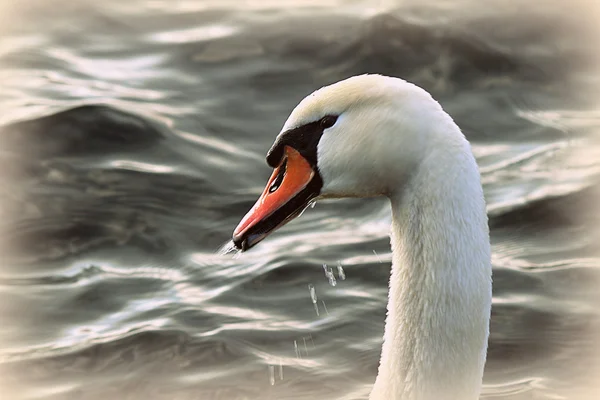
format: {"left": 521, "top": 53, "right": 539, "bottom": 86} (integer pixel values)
{"left": 233, "top": 146, "right": 320, "bottom": 251}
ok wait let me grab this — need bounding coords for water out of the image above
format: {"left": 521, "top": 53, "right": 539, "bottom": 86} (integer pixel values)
{"left": 1, "top": 0, "right": 600, "bottom": 399}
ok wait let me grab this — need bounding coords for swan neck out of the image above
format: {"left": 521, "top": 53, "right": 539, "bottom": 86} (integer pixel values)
{"left": 370, "top": 147, "right": 492, "bottom": 400}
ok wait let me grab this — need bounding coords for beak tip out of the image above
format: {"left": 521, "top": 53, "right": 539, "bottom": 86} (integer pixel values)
{"left": 232, "top": 233, "right": 249, "bottom": 252}
{"left": 232, "top": 223, "right": 248, "bottom": 251}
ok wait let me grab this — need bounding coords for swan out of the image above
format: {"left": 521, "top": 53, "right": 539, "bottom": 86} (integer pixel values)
{"left": 231, "top": 74, "right": 492, "bottom": 400}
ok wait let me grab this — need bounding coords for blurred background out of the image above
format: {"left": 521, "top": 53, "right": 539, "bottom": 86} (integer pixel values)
{"left": 1, "top": 0, "right": 599, "bottom": 399}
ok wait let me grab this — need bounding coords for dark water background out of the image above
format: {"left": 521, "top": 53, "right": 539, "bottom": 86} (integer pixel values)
{"left": 1, "top": 0, "right": 600, "bottom": 399}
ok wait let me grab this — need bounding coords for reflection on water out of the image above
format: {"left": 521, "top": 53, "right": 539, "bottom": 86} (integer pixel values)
{"left": 1, "top": 0, "right": 600, "bottom": 399}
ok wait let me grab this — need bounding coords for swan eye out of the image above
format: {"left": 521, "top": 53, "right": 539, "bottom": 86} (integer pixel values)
{"left": 320, "top": 115, "right": 337, "bottom": 129}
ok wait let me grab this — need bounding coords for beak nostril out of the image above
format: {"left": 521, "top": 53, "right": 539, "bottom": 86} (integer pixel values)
{"left": 268, "top": 158, "right": 287, "bottom": 193}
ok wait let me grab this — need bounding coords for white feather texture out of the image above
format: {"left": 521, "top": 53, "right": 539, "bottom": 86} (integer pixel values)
{"left": 281, "top": 75, "right": 492, "bottom": 400}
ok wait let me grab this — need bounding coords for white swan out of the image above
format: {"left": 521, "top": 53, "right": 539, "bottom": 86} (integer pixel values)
{"left": 231, "top": 74, "right": 492, "bottom": 400}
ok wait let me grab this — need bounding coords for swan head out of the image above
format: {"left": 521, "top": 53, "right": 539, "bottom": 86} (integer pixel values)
{"left": 233, "top": 74, "right": 448, "bottom": 251}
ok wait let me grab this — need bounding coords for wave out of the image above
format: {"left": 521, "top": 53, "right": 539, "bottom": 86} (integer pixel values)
{"left": 1, "top": 105, "right": 167, "bottom": 159}
{"left": 489, "top": 182, "right": 600, "bottom": 230}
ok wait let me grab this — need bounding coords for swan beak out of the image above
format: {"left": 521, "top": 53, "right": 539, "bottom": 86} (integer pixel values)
{"left": 232, "top": 146, "right": 320, "bottom": 251}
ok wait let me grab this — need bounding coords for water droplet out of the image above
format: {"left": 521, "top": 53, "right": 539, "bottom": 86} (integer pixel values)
{"left": 268, "top": 365, "right": 275, "bottom": 385}
{"left": 308, "top": 284, "right": 320, "bottom": 316}
{"left": 279, "top": 361, "right": 284, "bottom": 380}
{"left": 218, "top": 240, "right": 239, "bottom": 256}
{"left": 322, "top": 264, "right": 337, "bottom": 286}
{"left": 296, "top": 201, "right": 315, "bottom": 218}
{"left": 337, "top": 261, "right": 346, "bottom": 280}
{"left": 373, "top": 250, "right": 383, "bottom": 263}
{"left": 321, "top": 300, "right": 329, "bottom": 315}
{"left": 294, "top": 340, "right": 302, "bottom": 359}
{"left": 308, "top": 284, "right": 317, "bottom": 303}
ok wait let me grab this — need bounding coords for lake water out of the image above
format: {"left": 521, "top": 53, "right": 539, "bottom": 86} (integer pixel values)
{"left": 1, "top": 0, "right": 600, "bottom": 399}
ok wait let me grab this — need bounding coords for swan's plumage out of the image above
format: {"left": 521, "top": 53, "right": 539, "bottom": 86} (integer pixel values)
{"left": 234, "top": 74, "right": 492, "bottom": 400}
{"left": 282, "top": 74, "right": 430, "bottom": 131}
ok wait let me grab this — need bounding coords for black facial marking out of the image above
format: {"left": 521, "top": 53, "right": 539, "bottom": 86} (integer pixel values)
{"left": 266, "top": 115, "right": 338, "bottom": 168}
